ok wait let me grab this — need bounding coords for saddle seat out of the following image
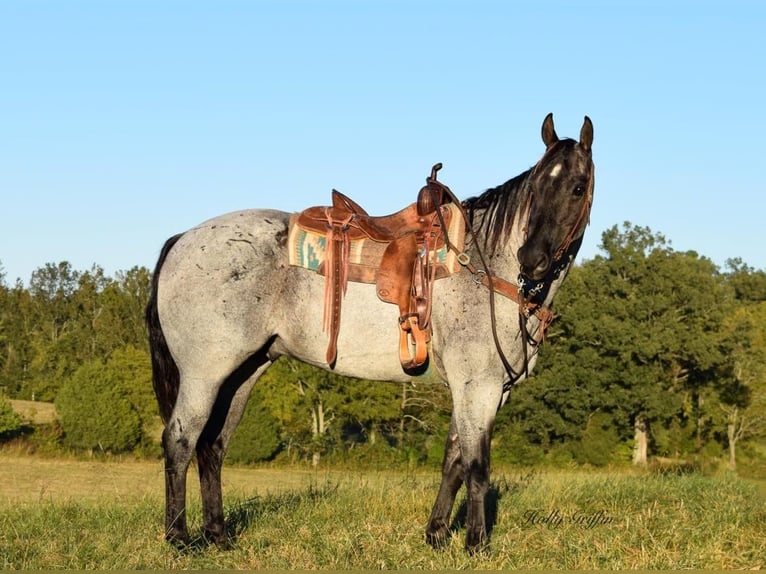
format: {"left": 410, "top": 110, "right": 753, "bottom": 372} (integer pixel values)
{"left": 325, "top": 191, "right": 419, "bottom": 241}
{"left": 288, "top": 164, "right": 465, "bottom": 373}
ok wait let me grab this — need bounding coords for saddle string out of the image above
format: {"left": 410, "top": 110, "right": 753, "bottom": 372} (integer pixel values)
{"left": 516, "top": 186, "right": 536, "bottom": 384}
{"left": 322, "top": 209, "right": 353, "bottom": 365}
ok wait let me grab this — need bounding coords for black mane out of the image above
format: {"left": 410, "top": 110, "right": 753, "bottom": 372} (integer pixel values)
{"left": 462, "top": 168, "right": 533, "bottom": 256}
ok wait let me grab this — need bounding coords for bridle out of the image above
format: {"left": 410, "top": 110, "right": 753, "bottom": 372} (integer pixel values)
{"left": 518, "top": 155, "right": 594, "bottom": 301}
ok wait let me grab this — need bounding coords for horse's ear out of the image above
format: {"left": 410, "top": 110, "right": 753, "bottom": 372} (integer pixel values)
{"left": 579, "top": 116, "right": 593, "bottom": 152}
{"left": 541, "top": 113, "right": 559, "bottom": 149}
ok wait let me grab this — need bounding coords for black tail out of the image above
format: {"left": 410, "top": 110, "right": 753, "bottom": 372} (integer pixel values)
{"left": 145, "top": 233, "right": 184, "bottom": 423}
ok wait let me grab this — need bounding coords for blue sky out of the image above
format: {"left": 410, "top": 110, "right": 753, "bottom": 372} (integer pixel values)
{"left": 1, "top": 1, "right": 764, "bottom": 284}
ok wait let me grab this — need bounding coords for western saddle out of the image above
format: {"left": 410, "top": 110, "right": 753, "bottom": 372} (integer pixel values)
{"left": 289, "top": 164, "right": 465, "bottom": 373}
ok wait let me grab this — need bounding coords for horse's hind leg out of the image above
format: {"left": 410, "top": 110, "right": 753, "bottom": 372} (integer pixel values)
{"left": 425, "top": 415, "right": 463, "bottom": 548}
{"left": 195, "top": 434, "right": 226, "bottom": 545}
{"left": 196, "top": 361, "right": 271, "bottom": 546}
{"left": 162, "top": 382, "right": 220, "bottom": 547}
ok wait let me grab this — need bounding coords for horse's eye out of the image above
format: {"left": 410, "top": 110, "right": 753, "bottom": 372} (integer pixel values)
{"left": 573, "top": 185, "right": 585, "bottom": 197}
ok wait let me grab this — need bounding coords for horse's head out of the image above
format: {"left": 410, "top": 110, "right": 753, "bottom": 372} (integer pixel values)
{"left": 517, "top": 113, "right": 594, "bottom": 281}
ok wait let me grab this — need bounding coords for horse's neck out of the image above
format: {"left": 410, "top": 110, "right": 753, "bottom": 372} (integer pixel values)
{"left": 469, "top": 214, "right": 525, "bottom": 282}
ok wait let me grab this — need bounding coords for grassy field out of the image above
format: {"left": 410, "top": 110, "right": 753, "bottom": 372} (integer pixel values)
{"left": 0, "top": 453, "right": 764, "bottom": 569}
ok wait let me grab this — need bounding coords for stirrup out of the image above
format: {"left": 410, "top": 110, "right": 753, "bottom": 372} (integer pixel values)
{"left": 398, "top": 315, "right": 430, "bottom": 371}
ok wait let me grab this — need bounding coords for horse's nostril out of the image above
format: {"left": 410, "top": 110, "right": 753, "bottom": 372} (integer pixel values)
{"left": 533, "top": 258, "right": 549, "bottom": 278}
{"left": 520, "top": 251, "right": 550, "bottom": 280}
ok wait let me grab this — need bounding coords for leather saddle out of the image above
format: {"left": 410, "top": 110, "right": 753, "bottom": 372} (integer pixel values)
{"left": 289, "top": 164, "right": 464, "bottom": 373}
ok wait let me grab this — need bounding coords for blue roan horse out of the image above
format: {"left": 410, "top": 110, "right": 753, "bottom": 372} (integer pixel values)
{"left": 146, "top": 113, "right": 594, "bottom": 552}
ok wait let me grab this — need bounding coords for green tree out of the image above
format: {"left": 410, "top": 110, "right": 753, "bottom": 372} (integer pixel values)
{"left": 573, "top": 411, "right": 624, "bottom": 466}
{"left": 0, "top": 270, "right": 9, "bottom": 395}
{"left": 717, "top": 301, "right": 766, "bottom": 469}
{"left": 105, "top": 345, "right": 158, "bottom": 445}
{"left": 257, "top": 358, "right": 345, "bottom": 465}
{"left": 394, "top": 379, "right": 451, "bottom": 464}
{"left": 111, "top": 266, "right": 152, "bottom": 349}
{"left": 256, "top": 358, "right": 435, "bottom": 464}
{"left": 12, "top": 262, "right": 152, "bottom": 402}
{"left": 26, "top": 262, "right": 81, "bottom": 400}
{"left": 0, "top": 282, "right": 34, "bottom": 398}
{"left": 336, "top": 377, "right": 401, "bottom": 446}
{"left": 0, "top": 266, "right": 19, "bottom": 431}
{"left": 725, "top": 258, "right": 766, "bottom": 303}
{"left": 76, "top": 266, "right": 152, "bottom": 354}
{"left": 509, "top": 223, "right": 736, "bottom": 464}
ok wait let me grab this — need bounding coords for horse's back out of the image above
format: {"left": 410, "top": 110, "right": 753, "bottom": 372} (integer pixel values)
{"left": 160, "top": 208, "right": 290, "bottom": 292}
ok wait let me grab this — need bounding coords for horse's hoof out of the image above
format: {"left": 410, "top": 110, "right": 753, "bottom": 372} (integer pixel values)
{"left": 464, "top": 531, "right": 490, "bottom": 555}
{"left": 166, "top": 530, "right": 191, "bottom": 550}
{"left": 425, "top": 526, "right": 450, "bottom": 549}
{"left": 203, "top": 529, "right": 233, "bottom": 550}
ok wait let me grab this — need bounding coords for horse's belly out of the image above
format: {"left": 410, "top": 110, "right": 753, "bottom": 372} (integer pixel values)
{"left": 276, "top": 278, "right": 415, "bottom": 383}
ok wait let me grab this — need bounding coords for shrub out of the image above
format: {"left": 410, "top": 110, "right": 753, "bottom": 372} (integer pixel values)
{"left": 55, "top": 360, "right": 142, "bottom": 453}
{"left": 226, "top": 400, "right": 282, "bottom": 464}
{"left": 0, "top": 393, "right": 22, "bottom": 439}
{"left": 492, "top": 421, "right": 546, "bottom": 466}
{"left": 572, "top": 412, "right": 623, "bottom": 466}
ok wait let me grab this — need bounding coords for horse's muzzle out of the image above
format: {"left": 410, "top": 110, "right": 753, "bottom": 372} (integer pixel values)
{"left": 518, "top": 247, "right": 550, "bottom": 281}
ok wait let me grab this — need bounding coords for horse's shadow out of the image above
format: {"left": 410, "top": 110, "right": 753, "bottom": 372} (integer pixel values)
{"left": 449, "top": 482, "right": 503, "bottom": 542}
{"left": 227, "top": 481, "right": 338, "bottom": 540}
{"left": 182, "top": 480, "right": 339, "bottom": 551}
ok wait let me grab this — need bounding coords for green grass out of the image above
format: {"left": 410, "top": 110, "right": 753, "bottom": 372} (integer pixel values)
{"left": 0, "top": 455, "right": 764, "bottom": 569}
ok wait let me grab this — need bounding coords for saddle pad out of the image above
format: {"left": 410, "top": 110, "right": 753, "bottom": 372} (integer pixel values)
{"left": 287, "top": 202, "right": 466, "bottom": 279}
{"left": 287, "top": 218, "right": 368, "bottom": 271}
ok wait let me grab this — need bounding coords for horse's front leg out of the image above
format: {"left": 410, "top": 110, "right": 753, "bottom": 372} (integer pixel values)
{"left": 426, "top": 415, "right": 463, "bottom": 547}
{"left": 453, "top": 378, "right": 501, "bottom": 553}
{"left": 462, "top": 427, "right": 492, "bottom": 552}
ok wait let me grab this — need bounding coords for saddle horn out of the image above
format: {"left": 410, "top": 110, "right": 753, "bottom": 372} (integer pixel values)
{"left": 417, "top": 163, "right": 448, "bottom": 216}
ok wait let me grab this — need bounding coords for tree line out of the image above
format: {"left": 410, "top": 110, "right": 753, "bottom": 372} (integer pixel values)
{"left": 1, "top": 222, "right": 765, "bottom": 471}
